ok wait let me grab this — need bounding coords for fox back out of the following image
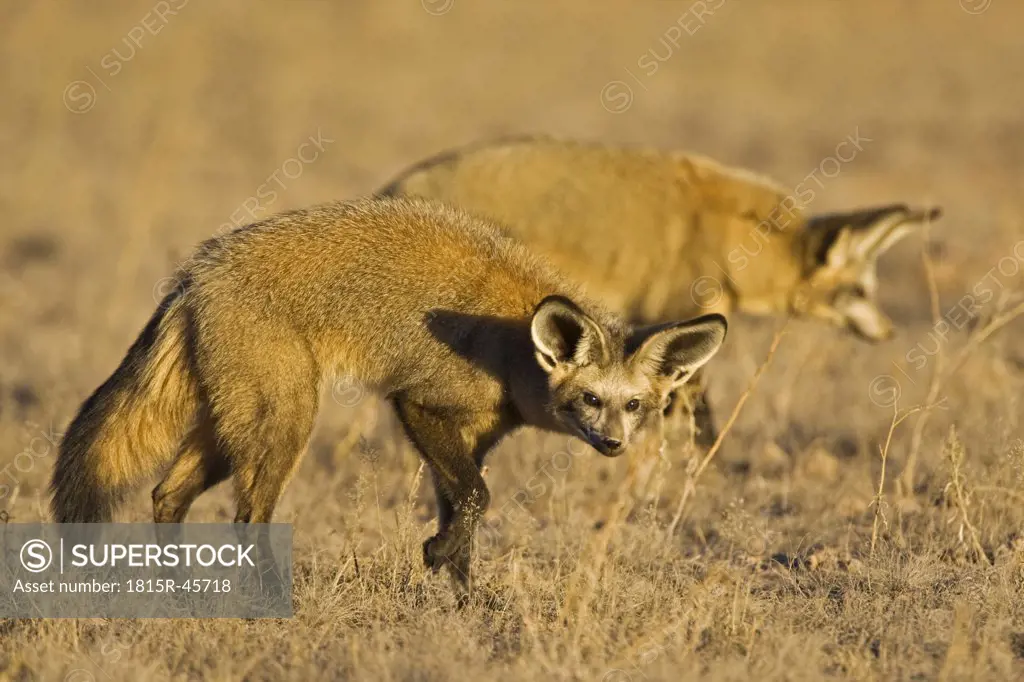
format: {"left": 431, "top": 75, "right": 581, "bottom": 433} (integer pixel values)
{"left": 381, "top": 136, "right": 941, "bottom": 342}
{"left": 186, "top": 198, "right": 597, "bottom": 411}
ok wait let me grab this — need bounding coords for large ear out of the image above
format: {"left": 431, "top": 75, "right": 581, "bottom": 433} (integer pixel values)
{"left": 531, "top": 296, "right": 610, "bottom": 373}
{"left": 812, "top": 205, "right": 942, "bottom": 268}
{"left": 629, "top": 314, "right": 727, "bottom": 388}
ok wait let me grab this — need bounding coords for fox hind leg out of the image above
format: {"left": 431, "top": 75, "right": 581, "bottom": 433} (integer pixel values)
{"left": 152, "top": 410, "right": 230, "bottom": 523}
{"left": 192, "top": 340, "right": 320, "bottom": 525}
{"left": 223, "top": 380, "right": 319, "bottom": 524}
{"left": 205, "top": 373, "right": 317, "bottom": 601}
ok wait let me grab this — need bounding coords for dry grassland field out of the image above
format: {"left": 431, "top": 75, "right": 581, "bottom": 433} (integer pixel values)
{"left": 1, "top": 1, "right": 1023, "bottom": 680}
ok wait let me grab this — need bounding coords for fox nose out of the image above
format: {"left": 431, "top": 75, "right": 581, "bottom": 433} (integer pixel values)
{"left": 601, "top": 437, "right": 623, "bottom": 453}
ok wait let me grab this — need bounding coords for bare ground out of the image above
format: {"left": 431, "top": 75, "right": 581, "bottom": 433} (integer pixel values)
{"left": 1, "top": 1, "right": 1023, "bottom": 680}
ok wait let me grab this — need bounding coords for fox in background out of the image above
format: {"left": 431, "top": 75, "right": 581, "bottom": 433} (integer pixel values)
{"left": 50, "top": 197, "right": 727, "bottom": 596}
{"left": 380, "top": 136, "right": 943, "bottom": 449}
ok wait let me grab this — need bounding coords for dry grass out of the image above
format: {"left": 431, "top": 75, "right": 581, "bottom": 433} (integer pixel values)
{"left": 2, "top": 1, "right": 1024, "bottom": 680}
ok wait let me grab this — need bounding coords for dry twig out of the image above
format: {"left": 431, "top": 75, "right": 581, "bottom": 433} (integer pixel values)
{"left": 665, "top": 320, "right": 789, "bottom": 540}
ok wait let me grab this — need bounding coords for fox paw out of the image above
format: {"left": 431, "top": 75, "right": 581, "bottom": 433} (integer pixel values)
{"left": 423, "top": 535, "right": 472, "bottom": 588}
{"left": 422, "top": 535, "right": 446, "bottom": 572}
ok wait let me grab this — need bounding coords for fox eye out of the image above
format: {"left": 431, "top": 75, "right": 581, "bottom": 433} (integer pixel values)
{"left": 582, "top": 392, "right": 602, "bottom": 408}
{"left": 625, "top": 398, "right": 641, "bottom": 412}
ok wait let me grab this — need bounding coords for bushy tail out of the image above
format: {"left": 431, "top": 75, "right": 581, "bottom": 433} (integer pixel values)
{"left": 50, "top": 292, "right": 199, "bottom": 522}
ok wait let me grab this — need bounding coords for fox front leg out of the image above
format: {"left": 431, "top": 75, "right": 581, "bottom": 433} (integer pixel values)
{"left": 691, "top": 388, "right": 718, "bottom": 450}
{"left": 392, "top": 397, "right": 496, "bottom": 591}
{"left": 422, "top": 473, "right": 490, "bottom": 587}
{"left": 662, "top": 370, "right": 717, "bottom": 451}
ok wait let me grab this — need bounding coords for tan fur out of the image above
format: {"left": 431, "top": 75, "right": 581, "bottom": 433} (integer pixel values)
{"left": 380, "top": 136, "right": 942, "bottom": 445}
{"left": 381, "top": 136, "right": 939, "bottom": 326}
{"left": 380, "top": 137, "right": 794, "bottom": 320}
{"left": 51, "top": 196, "right": 726, "bottom": 594}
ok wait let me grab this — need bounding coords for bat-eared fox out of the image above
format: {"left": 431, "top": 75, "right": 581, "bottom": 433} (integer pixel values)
{"left": 50, "top": 197, "right": 726, "bottom": 594}
{"left": 380, "top": 136, "right": 942, "bottom": 447}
